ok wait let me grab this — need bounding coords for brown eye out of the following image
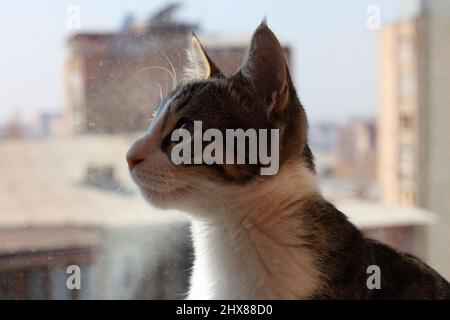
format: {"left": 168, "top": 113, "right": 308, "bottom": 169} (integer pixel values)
{"left": 174, "top": 117, "right": 193, "bottom": 133}
{"left": 160, "top": 117, "right": 192, "bottom": 152}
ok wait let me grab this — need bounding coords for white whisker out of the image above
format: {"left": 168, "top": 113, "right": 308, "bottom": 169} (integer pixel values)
{"left": 155, "top": 44, "right": 178, "bottom": 91}
{"left": 156, "top": 83, "right": 163, "bottom": 101}
{"left": 135, "top": 65, "right": 176, "bottom": 89}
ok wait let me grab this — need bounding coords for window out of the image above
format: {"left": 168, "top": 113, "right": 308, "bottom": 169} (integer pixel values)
{"left": 1, "top": 1, "right": 449, "bottom": 301}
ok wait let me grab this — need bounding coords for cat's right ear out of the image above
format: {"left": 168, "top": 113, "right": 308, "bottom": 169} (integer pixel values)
{"left": 237, "top": 20, "right": 289, "bottom": 114}
{"left": 184, "top": 32, "right": 223, "bottom": 81}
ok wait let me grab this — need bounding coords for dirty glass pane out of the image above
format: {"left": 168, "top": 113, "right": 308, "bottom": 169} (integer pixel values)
{"left": 1, "top": 1, "right": 449, "bottom": 300}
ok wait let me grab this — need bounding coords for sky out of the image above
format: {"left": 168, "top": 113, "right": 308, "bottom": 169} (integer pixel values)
{"left": 0, "top": 0, "right": 419, "bottom": 125}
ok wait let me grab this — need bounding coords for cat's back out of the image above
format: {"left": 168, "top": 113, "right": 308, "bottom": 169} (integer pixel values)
{"left": 301, "top": 197, "right": 450, "bottom": 299}
{"left": 367, "top": 239, "right": 450, "bottom": 299}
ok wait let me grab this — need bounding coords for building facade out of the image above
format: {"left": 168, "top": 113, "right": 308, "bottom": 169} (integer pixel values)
{"left": 64, "top": 6, "right": 195, "bottom": 135}
{"left": 417, "top": 0, "right": 450, "bottom": 280}
{"left": 64, "top": 6, "right": 290, "bottom": 135}
{"left": 335, "top": 119, "right": 377, "bottom": 199}
{"left": 378, "top": 0, "right": 450, "bottom": 279}
{"left": 378, "top": 18, "right": 420, "bottom": 206}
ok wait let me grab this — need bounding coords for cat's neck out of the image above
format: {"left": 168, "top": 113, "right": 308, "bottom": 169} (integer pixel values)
{"left": 230, "top": 162, "right": 319, "bottom": 223}
{"left": 188, "top": 163, "right": 323, "bottom": 299}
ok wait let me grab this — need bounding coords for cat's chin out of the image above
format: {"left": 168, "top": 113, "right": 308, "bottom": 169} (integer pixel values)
{"left": 138, "top": 186, "right": 190, "bottom": 209}
{"left": 140, "top": 189, "right": 217, "bottom": 215}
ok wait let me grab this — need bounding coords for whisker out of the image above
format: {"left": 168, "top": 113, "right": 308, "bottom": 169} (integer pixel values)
{"left": 156, "top": 83, "right": 163, "bottom": 101}
{"left": 155, "top": 43, "right": 178, "bottom": 91}
{"left": 189, "top": 82, "right": 209, "bottom": 105}
{"left": 112, "top": 183, "right": 124, "bottom": 195}
{"left": 135, "top": 65, "right": 176, "bottom": 89}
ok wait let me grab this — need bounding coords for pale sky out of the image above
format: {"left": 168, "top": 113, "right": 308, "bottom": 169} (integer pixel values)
{"left": 0, "top": 0, "right": 419, "bottom": 125}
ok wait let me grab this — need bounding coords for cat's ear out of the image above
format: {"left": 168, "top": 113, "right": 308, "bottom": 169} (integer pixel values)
{"left": 184, "top": 32, "right": 223, "bottom": 81}
{"left": 239, "top": 20, "right": 289, "bottom": 113}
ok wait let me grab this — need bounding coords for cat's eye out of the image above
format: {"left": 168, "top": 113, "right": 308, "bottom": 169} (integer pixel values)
{"left": 174, "top": 117, "right": 193, "bottom": 133}
{"left": 160, "top": 117, "right": 192, "bottom": 152}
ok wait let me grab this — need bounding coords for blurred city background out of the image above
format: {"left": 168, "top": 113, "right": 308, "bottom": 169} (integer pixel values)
{"left": 0, "top": 0, "right": 449, "bottom": 299}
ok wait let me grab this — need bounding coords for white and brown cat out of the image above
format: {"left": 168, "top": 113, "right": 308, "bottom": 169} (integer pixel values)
{"left": 127, "top": 22, "right": 450, "bottom": 299}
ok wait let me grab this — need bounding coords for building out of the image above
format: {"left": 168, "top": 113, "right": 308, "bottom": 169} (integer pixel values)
{"left": 64, "top": 4, "right": 291, "bottom": 135}
{"left": 417, "top": 0, "right": 450, "bottom": 280}
{"left": 34, "top": 112, "right": 64, "bottom": 137}
{"left": 378, "top": 18, "right": 420, "bottom": 206}
{"left": 334, "top": 119, "right": 377, "bottom": 199}
{"left": 309, "top": 122, "right": 339, "bottom": 183}
{"left": 64, "top": 5, "right": 195, "bottom": 135}
{"left": 0, "top": 112, "right": 28, "bottom": 139}
{"left": 378, "top": 0, "right": 450, "bottom": 279}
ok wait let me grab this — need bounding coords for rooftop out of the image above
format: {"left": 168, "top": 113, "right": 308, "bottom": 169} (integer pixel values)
{"left": 0, "top": 135, "right": 185, "bottom": 230}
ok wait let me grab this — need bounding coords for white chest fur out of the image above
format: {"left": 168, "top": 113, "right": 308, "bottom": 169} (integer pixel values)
{"left": 188, "top": 217, "right": 320, "bottom": 299}
{"left": 187, "top": 166, "right": 322, "bottom": 300}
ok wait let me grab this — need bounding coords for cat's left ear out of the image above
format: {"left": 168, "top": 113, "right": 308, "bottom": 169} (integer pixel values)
{"left": 184, "top": 32, "right": 223, "bottom": 81}
{"left": 239, "top": 20, "right": 289, "bottom": 113}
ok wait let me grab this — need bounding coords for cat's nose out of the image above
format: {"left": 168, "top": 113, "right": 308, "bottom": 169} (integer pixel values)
{"left": 127, "top": 154, "right": 144, "bottom": 170}
{"left": 126, "top": 139, "right": 146, "bottom": 170}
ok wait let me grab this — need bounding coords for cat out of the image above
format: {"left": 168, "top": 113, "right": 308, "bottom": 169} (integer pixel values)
{"left": 126, "top": 21, "right": 450, "bottom": 299}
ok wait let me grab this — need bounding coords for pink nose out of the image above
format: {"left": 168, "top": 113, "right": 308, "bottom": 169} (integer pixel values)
{"left": 127, "top": 155, "right": 144, "bottom": 170}
{"left": 126, "top": 138, "right": 146, "bottom": 170}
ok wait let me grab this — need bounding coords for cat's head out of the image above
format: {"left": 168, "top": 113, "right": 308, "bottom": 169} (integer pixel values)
{"left": 127, "top": 21, "right": 314, "bottom": 212}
